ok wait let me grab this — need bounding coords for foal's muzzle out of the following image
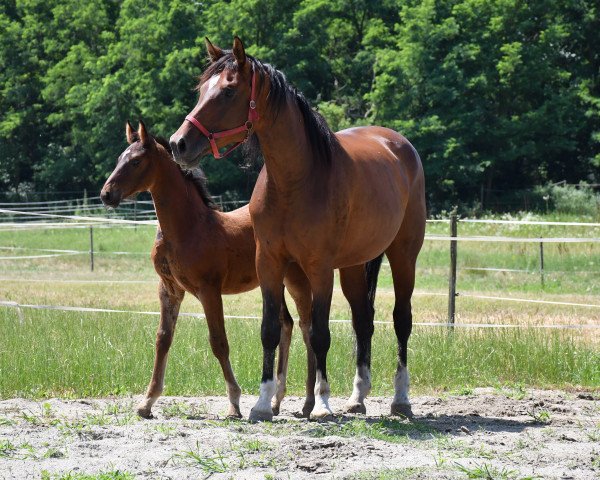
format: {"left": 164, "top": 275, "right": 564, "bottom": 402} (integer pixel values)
{"left": 100, "top": 185, "right": 122, "bottom": 208}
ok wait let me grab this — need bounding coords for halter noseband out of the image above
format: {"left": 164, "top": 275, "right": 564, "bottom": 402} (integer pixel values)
{"left": 185, "top": 68, "right": 259, "bottom": 159}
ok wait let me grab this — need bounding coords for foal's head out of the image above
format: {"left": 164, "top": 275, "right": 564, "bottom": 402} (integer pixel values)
{"left": 101, "top": 121, "right": 167, "bottom": 208}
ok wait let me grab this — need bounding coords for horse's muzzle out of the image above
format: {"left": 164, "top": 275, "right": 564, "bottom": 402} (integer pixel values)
{"left": 169, "top": 127, "right": 209, "bottom": 168}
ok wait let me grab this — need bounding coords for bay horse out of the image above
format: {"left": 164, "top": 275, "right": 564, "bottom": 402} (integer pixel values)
{"left": 101, "top": 121, "right": 322, "bottom": 418}
{"left": 170, "top": 37, "right": 425, "bottom": 421}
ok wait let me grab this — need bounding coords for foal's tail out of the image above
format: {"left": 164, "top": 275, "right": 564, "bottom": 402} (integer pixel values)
{"left": 365, "top": 253, "right": 384, "bottom": 308}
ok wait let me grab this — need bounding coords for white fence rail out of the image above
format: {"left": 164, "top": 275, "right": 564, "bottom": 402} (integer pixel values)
{"left": 1, "top": 204, "right": 599, "bottom": 329}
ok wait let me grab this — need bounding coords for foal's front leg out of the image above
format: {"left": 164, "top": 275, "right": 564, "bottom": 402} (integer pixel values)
{"left": 137, "top": 280, "right": 184, "bottom": 418}
{"left": 199, "top": 290, "right": 243, "bottom": 418}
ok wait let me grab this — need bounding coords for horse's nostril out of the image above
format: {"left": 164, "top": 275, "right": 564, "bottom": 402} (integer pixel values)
{"left": 177, "top": 137, "right": 187, "bottom": 154}
{"left": 101, "top": 189, "right": 111, "bottom": 202}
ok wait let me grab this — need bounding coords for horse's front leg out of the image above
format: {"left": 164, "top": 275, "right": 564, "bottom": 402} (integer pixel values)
{"left": 137, "top": 280, "right": 184, "bottom": 418}
{"left": 272, "top": 293, "right": 294, "bottom": 416}
{"left": 305, "top": 266, "right": 335, "bottom": 419}
{"left": 198, "top": 289, "right": 242, "bottom": 418}
{"left": 249, "top": 247, "right": 286, "bottom": 422}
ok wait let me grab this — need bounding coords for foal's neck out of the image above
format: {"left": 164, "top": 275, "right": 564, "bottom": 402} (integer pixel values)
{"left": 150, "top": 151, "right": 214, "bottom": 238}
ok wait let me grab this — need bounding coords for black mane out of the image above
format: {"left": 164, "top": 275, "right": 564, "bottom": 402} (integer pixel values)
{"left": 154, "top": 136, "right": 219, "bottom": 210}
{"left": 198, "top": 52, "right": 338, "bottom": 165}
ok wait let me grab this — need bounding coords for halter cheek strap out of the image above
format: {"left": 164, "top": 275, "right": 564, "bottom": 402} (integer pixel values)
{"left": 185, "top": 68, "right": 259, "bottom": 159}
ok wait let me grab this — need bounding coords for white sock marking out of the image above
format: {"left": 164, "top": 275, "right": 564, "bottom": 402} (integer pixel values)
{"left": 347, "top": 365, "right": 371, "bottom": 405}
{"left": 313, "top": 370, "right": 333, "bottom": 415}
{"left": 393, "top": 365, "right": 410, "bottom": 405}
{"left": 252, "top": 379, "right": 276, "bottom": 414}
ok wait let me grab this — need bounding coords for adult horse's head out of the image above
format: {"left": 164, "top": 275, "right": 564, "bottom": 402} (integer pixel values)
{"left": 170, "top": 36, "right": 260, "bottom": 167}
{"left": 101, "top": 121, "right": 164, "bottom": 207}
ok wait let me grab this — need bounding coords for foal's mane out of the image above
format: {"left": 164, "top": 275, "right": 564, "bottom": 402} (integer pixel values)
{"left": 154, "top": 136, "right": 219, "bottom": 210}
{"left": 197, "top": 53, "right": 338, "bottom": 165}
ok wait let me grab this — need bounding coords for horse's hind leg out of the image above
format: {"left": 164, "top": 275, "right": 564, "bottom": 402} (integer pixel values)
{"left": 385, "top": 237, "right": 422, "bottom": 418}
{"left": 272, "top": 293, "right": 293, "bottom": 416}
{"left": 137, "top": 280, "right": 184, "bottom": 418}
{"left": 199, "top": 290, "right": 243, "bottom": 418}
{"left": 340, "top": 264, "right": 374, "bottom": 414}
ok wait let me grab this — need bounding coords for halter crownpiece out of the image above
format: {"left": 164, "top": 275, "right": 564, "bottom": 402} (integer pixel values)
{"left": 185, "top": 67, "right": 259, "bottom": 159}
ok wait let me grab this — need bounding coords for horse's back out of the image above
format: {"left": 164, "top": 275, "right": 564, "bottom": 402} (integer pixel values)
{"left": 336, "top": 126, "right": 423, "bottom": 186}
{"left": 315, "top": 126, "right": 425, "bottom": 266}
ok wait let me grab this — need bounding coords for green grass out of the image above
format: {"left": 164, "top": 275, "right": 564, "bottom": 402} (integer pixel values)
{"left": 0, "top": 309, "right": 597, "bottom": 399}
{"left": 0, "top": 215, "right": 598, "bottom": 399}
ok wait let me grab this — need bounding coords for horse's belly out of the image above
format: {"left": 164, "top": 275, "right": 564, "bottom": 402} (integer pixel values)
{"left": 332, "top": 216, "right": 402, "bottom": 267}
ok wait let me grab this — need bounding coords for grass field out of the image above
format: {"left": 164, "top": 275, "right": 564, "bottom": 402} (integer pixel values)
{"left": 0, "top": 214, "right": 598, "bottom": 399}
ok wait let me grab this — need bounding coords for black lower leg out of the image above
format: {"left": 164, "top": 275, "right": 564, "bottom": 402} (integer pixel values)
{"left": 309, "top": 297, "right": 331, "bottom": 381}
{"left": 393, "top": 301, "right": 412, "bottom": 366}
{"left": 261, "top": 291, "right": 282, "bottom": 383}
{"left": 353, "top": 302, "right": 375, "bottom": 369}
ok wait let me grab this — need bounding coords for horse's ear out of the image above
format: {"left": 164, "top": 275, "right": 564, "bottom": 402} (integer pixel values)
{"left": 126, "top": 120, "right": 137, "bottom": 144}
{"left": 232, "top": 36, "right": 246, "bottom": 67}
{"left": 137, "top": 120, "right": 153, "bottom": 148}
{"left": 205, "top": 37, "right": 224, "bottom": 62}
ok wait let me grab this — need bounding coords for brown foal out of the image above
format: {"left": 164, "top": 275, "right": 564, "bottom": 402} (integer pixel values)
{"left": 170, "top": 37, "right": 425, "bottom": 421}
{"left": 100, "top": 121, "right": 317, "bottom": 418}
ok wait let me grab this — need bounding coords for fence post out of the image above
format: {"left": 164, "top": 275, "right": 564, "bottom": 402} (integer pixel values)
{"left": 89, "top": 226, "right": 94, "bottom": 272}
{"left": 133, "top": 198, "right": 138, "bottom": 230}
{"left": 448, "top": 208, "right": 458, "bottom": 327}
{"left": 447, "top": 209, "right": 458, "bottom": 326}
{"left": 539, "top": 238, "right": 544, "bottom": 287}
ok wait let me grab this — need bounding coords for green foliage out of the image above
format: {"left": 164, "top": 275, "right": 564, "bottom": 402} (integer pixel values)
{"left": 0, "top": 0, "right": 598, "bottom": 208}
{"left": 536, "top": 183, "right": 600, "bottom": 218}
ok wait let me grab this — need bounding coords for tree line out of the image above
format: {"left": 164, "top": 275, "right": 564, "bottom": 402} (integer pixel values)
{"left": 1, "top": 0, "right": 598, "bottom": 212}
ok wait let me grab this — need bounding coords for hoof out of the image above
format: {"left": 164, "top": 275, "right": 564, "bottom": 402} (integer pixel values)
{"left": 344, "top": 402, "right": 366, "bottom": 414}
{"left": 136, "top": 407, "right": 153, "bottom": 419}
{"left": 271, "top": 404, "right": 281, "bottom": 416}
{"left": 390, "top": 402, "right": 413, "bottom": 418}
{"left": 249, "top": 407, "right": 273, "bottom": 422}
{"left": 226, "top": 406, "right": 242, "bottom": 419}
{"left": 310, "top": 407, "right": 334, "bottom": 420}
{"left": 301, "top": 400, "right": 315, "bottom": 418}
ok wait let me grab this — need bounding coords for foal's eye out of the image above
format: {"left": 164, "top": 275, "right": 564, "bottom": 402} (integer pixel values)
{"left": 224, "top": 88, "right": 235, "bottom": 98}
{"left": 131, "top": 158, "right": 141, "bottom": 167}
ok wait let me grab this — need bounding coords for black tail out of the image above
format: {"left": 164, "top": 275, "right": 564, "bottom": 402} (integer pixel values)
{"left": 365, "top": 253, "right": 384, "bottom": 308}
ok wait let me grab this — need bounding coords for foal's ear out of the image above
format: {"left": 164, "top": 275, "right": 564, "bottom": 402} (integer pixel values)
{"left": 232, "top": 36, "right": 246, "bottom": 67}
{"left": 137, "top": 120, "right": 153, "bottom": 148}
{"left": 126, "top": 120, "right": 137, "bottom": 144}
{"left": 205, "top": 37, "right": 224, "bottom": 62}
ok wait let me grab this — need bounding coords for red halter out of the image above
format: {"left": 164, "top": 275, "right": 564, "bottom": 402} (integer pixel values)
{"left": 185, "top": 68, "right": 259, "bottom": 159}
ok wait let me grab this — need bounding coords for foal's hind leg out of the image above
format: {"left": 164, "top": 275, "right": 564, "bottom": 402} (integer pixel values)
{"left": 340, "top": 265, "right": 374, "bottom": 414}
{"left": 385, "top": 240, "right": 421, "bottom": 418}
{"left": 199, "top": 290, "right": 243, "bottom": 418}
{"left": 137, "top": 280, "right": 184, "bottom": 418}
{"left": 272, "top": 293, "right": 294, "bottom": 416}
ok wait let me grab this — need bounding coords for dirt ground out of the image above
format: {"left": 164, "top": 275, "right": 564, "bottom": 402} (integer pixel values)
{"left": 0, "top": 388, "right": 598, "bottom": 479}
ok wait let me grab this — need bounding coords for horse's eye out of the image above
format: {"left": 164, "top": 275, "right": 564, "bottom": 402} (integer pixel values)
{"left": 131, "top": 158, "right": 141, "bottom": 167}
{"left": 224, "top": 88, "right": 235, "bottom": 98}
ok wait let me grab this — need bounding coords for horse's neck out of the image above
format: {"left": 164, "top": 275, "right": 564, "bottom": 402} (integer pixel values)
{"left": 150, "top": 156, "right": 212, "bottom": 239}
{"left": 257, "top": 102, "right": 321, "bottom": 191}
